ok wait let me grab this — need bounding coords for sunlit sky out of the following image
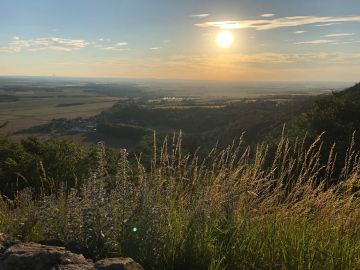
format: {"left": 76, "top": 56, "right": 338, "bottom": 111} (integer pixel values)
{"left": 1, "top": 0, "right": 360, "bottom": 81}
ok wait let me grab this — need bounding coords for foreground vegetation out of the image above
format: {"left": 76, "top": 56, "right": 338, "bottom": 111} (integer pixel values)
{"left": 1, "top": 131, "right": 360, "bottom": 270}
{"left": 1, "top": 81, "right": 360, "bottom": 269}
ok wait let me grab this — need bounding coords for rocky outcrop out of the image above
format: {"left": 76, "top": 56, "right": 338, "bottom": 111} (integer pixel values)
{"left": 95, "top": 258, "right": 143, "bottom": 270}
{"left": 0, "top": 233, "right": 143, "bottom": 270}
{"left": 0, "top": 242, "right": 94, "bottom": 270}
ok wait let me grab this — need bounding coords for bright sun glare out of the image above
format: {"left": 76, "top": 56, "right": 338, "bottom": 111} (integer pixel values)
{"left": 216, "top": 31, "right": 233, "bottom": 48}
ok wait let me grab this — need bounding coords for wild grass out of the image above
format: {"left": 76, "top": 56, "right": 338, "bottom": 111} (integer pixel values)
{"left": 1, "top": 132, "right": 360, "bottom": 269}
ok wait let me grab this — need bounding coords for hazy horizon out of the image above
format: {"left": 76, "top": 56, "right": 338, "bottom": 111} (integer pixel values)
{"left": 0, "top": 75, "right": 356, "bottom": 84}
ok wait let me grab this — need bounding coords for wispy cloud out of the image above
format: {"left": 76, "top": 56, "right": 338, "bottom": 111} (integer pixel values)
{"left": 101, "top": 42, "right": 129, "bottom": 51}
{"left": 196, "top": 15, "right": 360, "bottom": 30}
{"left": 151, "top": 52, "right": 360, "bottom": 73}
{"left": 102, "top": 47, "right": 129, "bottom": 51}
{"left": 116, "top": 42, "right": 128, "bottom": 46}
{"left": 0, "top": 46, "right": 21, "bottom": 53}
{"left": 10, "top": 39, "right": 31, "bottom": 48}
{"left": 261, "top": 14, "right": 275, "bottom": 18}
{"left": 332, "top": 40, "right": 360, "bottom": 45}
{"left": 150, "top": 47, "right": 162, "bottom": 50}
{"left": 315, "top": 23, "right": 341, "bottom": 27}
{"left": 295, "top": 39, "right": 334, "bottom": 44}
{"left": 191, "top": 14, "right": 210, "bottom": 18}
{"left": 30, "top": 38, "right": 88, "bottom": 51}
{"left": 0, "top": 37, "right": 89, "bottom": 52}
{"left": 324, "top": 33, "right": 355, "bottom": 37}
{"left": 294, "top": 30, "right": 307, "bottom": 34}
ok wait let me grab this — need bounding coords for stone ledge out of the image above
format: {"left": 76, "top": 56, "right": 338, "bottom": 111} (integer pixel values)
{"left": 0, "top": 233, "right": 143, "bottom": 270}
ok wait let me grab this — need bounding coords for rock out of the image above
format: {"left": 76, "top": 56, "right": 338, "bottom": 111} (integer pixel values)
{"left": 65, "top": 241, "right": 92, "bottom": 259}
{"left": 0, "top": 234, "right": 144, "bottom": 270}
{"left": 37, "top": 239, "right": 92, "bottom": 259}
{"left": 0, "top": 242, "right": 95, "bottom": 270}
{"left": 37, "top": 239, "right": 65, "bottom": 247}
{"left": 0, "top": 234, "right": 19, "bottom": 255}
{"left": 95, "top": 257, "right": 144, "bottom": 270}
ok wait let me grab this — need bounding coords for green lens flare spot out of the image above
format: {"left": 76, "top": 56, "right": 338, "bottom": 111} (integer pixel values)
{"left": 132, "top": 227, "right": 137, "bottom": 232}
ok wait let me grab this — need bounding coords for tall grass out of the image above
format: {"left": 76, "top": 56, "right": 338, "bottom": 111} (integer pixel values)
{"left": 1, "top": 132, "right": 360, "bottom": 269}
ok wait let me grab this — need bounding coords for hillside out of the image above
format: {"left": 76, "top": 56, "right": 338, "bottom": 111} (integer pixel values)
{"left": 289, "top": 82, "right": 360, "bottom": 146}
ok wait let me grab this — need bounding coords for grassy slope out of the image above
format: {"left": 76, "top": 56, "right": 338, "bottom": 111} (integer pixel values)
{"left": 1, "top": 134, "right": 360, "bottom": 269}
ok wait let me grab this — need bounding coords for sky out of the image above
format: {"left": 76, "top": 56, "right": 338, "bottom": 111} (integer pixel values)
{"left": 1, "top": 0, "right": 360, "bottom": 81}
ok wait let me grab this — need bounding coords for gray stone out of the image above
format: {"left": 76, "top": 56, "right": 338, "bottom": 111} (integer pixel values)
{"left": 0, "top": 242, "right": 95, "bottom": 270}
{"left": 95, "top": 257, "right": 144, "bottom": 270}
{"left": 0, "top": 234, "right": 144, "bottom": 270}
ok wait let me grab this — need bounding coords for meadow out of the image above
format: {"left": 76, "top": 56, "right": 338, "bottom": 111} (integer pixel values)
{"left": 1, "top": 132, "right": 360, "bottom": 269}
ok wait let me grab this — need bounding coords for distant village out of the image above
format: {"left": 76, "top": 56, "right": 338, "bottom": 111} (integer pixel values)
{"left": 15, "top": 117, "right": 98, "bottom": 137}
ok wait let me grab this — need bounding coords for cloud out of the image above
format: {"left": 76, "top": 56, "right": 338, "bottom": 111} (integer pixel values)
{"left": 0, "top": 46, "right": 22, "bottom": 53}
{"left": 315, "top": 23, "right": 341, "bottom": 27}
{"left": 165, "top": 52, "right": 360, "bottom": 67}
{"left": 101, "top": 42, "right": 129, "bottom": 51}
{"left": 32, "top": 37, "right": 88, "bottom": 51}
{"left": 332, "top": 40, "right": 360, "bottom": 45}
{"left": 261, "top": 14, "right": 275, "bottom": 18}
{"left": 191, "top": 14, "right": 210, "bottom": 18}
{"left": 10, "top": 38, "right": 31, "bottom": 48}
{"left": 324, "top": 33, "right": 355, "bottom": 37}
{"left": 98, "top": 38, "right": 104, "bottom": 41}
{"left": 116, "top": 42, "right": 128, "bottom": 46}
{"left": 103, "top": 46, "right": 129, "bottom": 51}
{"left": 294, "top": 30, "right": 307, "bottom": 34}
{"left": 150, "top": 47, "right": 162, "bottom": 50}
{"left": 295, "top": 39, "right": 334, "bottom": 44}
{"left": 196, "top": 15, "right": 360, "bottom": 30}
{"left": 0, "top": 36, "right": 89, "bottom": 52}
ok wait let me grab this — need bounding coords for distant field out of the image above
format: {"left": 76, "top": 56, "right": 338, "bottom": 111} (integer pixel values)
{"left": 0, "top": 77, "right": 146, "bottom": 134}
{"left": 0, "top": 93, "right": 124, "bottom": 134}
{"left": 0, "top": 102, "right": 121, "bottom": 133}
{"left": 0, "top": 97, "right": 119, "bottom": 132}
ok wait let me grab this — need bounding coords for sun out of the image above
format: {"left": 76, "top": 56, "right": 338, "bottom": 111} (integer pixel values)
{"left": 216, "top": 31, "right": 233, "bottom": 48}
